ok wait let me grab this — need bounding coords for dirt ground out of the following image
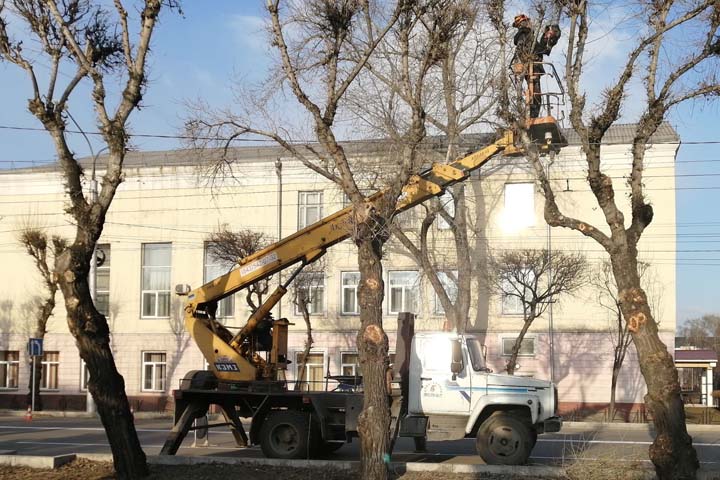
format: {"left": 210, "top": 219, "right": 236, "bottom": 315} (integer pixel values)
{"left": 0, "top": 458, "right": 551, "bottom": 480}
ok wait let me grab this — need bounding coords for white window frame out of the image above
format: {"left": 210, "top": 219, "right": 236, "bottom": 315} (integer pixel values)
{"left": 203, "top": 243, "right": 235, "bottom": 319}
{"left": 94, "top": 244, "right": 111, "bottom": 317}
{"left": 501, "top": 268, "right": 534, "bottom": 316}
{"left": 433, "top": 270, "right": 459, "bottom": 315}
{"left": 341, "top": 351, "right": 360, "bottom": 377}
{"left": 40, "top": 351, "right": 60, "bottom": 391}
{"left": 80, "top": 359, "right": 90, "bottom": 391}
{"left": 437, "top": 191, "right": 455, "bottom": 230}
{"left": 0, "top": 351, "right": 19, "bottom": 390}
{"left": 388, "top": 270, "right": 419, "bottom": 315}
{"left": 503, "top": 182, "right": 535, "bottom": 230}
{"left": 141, "top": 243, "right": 172, "bottom": 319}
{"left": 294, "top": 272, "right": 326, "bottom": 316}
{"left": 500, "top": 335, "right": 536, "bottom": 357}
{"left": 294, "top": 350, "right": 327, "bottom": 391}
{"left": 341, "top": 271, "right": 360, "bottom": 315}
{"left": 298, "top": 191, "right": 323, "bottom": 230}
{"left": 141, "top": 351, "right": 167, "bottom": 393}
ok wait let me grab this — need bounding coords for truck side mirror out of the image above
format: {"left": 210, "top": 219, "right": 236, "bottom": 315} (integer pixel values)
{"left": 451, "top": 339, "right": 463, "bottom": 380}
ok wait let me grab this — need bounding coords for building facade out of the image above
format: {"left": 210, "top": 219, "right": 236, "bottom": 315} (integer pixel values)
{"left": 0, "top": 124, "right": 679, "bottom": 414}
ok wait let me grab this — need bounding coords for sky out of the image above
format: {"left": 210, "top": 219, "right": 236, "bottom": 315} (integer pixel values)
{"left": 0, "top": 1, "right": 717, "bottom": 329}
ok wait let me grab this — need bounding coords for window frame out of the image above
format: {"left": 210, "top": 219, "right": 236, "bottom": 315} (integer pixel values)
{"left": 500, "top": 267, "right": 534, "bottom": 316}
{"left": 80, "top": 359, "right": 90, "bottom": 392}
{"left": 503, "top": 182, "right": 536, "bottom": 229}
{"left": 94, "top": 244, "right": 111, "bottom": 317}
{"left": 341, "top": 271, "right": 360, "bottom": 315}
{"left": 387, "top": 270, "right": 419, "bottom": 315}
{"left": 500, "top": 335, "right": 536, "bottom": 358}
{"left": 40, "top": 351, "right": 60, "bottom": 391}
{"left": 140, "top": 243, "right": 172, "bottom": 319}
{"left": 294, "top": 272, "right": 326, "bottom": 316}
{"left": 141, "top": 351, "right": 167, "bottom": 393}
{"left": 436, "top": 191, "right": 455, "bottom": 230}
{"left": 433, "top": 270, "right": 459, "bottom": 315}
{"left": 294, "top": 350, "right": 327, "bottom": 391}
{"left": 0, "top": 351, "right": 20, "bottom": 390}
{"left": 203, "top": 242, "right": 235, "bottom": 319}
{"left": 298, "top": 191, "right": 324, "bottom": 230}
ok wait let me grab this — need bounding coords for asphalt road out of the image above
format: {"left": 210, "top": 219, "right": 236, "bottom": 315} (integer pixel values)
{"left": 0, "top": 416, "right": 719, "bottom": 466}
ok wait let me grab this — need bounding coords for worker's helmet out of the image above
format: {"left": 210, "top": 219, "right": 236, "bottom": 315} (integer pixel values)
{"left": 513, "top": 14, "right": 531, "bottom": 28}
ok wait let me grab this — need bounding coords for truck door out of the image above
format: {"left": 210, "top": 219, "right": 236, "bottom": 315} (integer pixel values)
{"left": 409, "top": 336, "right": 473, "bottom": 415}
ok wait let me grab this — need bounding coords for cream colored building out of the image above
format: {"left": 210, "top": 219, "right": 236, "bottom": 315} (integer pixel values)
{"left": 0, "top": 124, "right": 678, "bottom": 413}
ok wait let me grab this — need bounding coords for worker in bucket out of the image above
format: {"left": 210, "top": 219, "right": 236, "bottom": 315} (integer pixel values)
{"left": 512, "top": 14, "right": 561, "bottom": 118}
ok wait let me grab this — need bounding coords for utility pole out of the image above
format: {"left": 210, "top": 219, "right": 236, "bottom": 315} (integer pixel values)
{"left": 275, "top": 159, "right": 283, "bottom": 319}
{"left": 546, "top": 153, "right": 555, "bottom": 384}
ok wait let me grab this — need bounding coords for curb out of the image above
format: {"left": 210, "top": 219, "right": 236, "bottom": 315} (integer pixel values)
{"left": 564, "top": 421, "right": 720, "bottom": 433}
{"left": 0, "top": 454, "right": 75, "bottom": 469}
{"left": 0, "top": 410, "right": 173, "bottom": 420}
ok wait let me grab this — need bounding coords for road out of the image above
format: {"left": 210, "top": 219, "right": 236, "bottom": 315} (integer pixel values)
{"left": 0, "top": 416, "right": 719, "bottom": 466}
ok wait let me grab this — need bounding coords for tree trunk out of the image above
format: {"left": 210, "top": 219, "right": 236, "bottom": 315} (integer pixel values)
{"left": 294, "top": 302, "right": 313, "bottom": 392}
{"left": 507, "top": 311, "right": 536, "bottom": 376}
{"left": 55, "top": 244, "right": 148, "bottom": 479}
{"left": 609, "top": 363, "right": 619, "bottom": 422}
{"left": 356, "top": 236, "right": 390, "bottom": 480}
{"left": 612, "top": 253, "right": 698, "bottom": 480}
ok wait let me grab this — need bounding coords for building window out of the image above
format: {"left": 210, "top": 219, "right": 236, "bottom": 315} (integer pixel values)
{"left": 80, "top": 360, "right": 90, "bottom": 391}
{"left": 94, "top": 244, "right": 111, "bottom": 316}
{"left": 501, "top": 268, "right": 533, "bottom": 315}
{"left": 0, "top": 351, "right": 19, "bottom": 389}
{"left": 503, "top": 183, "right": 535, "bottom": 230}
{"left": 433, "top": 270, "right": 459, "bottom": 315}
{"left": 204, "top": 243, "right": 235, "bottom": 318}
{"left": 298, "top": 191, "right": 323, "bottom": 229}
{"left": 437, "top": 191, "right": 455, "bottom": 230}
{"left": 388, "top": 271, "right": 419, "bottom": 315}
{"left": 295, "top": 352, "right": 325, "bottom": 391}
{"left": 340, "top": 352, "right": 396, "bottom": 377}
{"left": 341, "top": 272, "right": 360, "bottom": 315}
{"left": 142, "top": 352, "right": 167, "bottom": 392}
{"left": 294, "top": 272, "right": 325, "bottom": 315}
{"left": 501, "top": 337, "right": 535, "bottom": 357}
{"left": 141, "top": 243, "right": 171, "bottom": 318}
{"left": 41, "top": 352, "right": 59, "bottom": 390}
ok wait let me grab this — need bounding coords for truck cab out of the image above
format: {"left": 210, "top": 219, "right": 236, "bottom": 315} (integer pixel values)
{"left": 405, "top": 332, "right": 562, "bottom": 465}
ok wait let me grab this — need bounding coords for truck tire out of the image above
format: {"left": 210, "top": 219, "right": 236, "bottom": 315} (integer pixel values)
{"left": 259, "top": 410, "right": 315, "bottom": 460}
{"left": 475, "top": 412, "right": 533, "bottom": 465}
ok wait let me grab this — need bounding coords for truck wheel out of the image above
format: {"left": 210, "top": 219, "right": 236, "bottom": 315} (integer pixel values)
{"left": 475, "top": 413, "right": 533, "bottom": 465}
{"left": 259, "top": 411, "right": 314, "bottom": 459}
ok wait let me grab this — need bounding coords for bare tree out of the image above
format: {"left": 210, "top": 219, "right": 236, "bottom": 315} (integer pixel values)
{"left": 206, "top": 227, "right": 272, "bottom": 312}
{"left": 591, "top": 260, "right": 662, "bottom": 421}
{"left": 489, "top": 1, "right": 719, "bottom": 476}
{"left": 0, "top": 1, "right": 174, "bottom": 477}
{"left": 374, "top": 0, "right": 501, "bottom": 333}
{"left": 291, "top": 262, "right": 325, "bottom": 392}
{"left": 185, "top": 2, "right": 471, "bottom": 476}
{"left": 486, "top": 249, "right": 586, "bottom": 375}
{"left": 18, "top": 228, "right": 67, "bottom": 410}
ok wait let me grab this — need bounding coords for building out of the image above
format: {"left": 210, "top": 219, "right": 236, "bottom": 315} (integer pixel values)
{"left": 0, "top": 124, "right": 679, "bottom": 414}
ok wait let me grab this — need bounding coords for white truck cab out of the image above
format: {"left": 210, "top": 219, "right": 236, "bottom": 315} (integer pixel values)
{"left": 406, "top": 332, "right": 562, "bottom": 465}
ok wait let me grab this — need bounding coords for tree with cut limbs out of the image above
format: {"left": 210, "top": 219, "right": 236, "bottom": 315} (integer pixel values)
{"left": 0, "top": 1, "right": 174, "bottom": 477}
{"left": 591, "top": 260, "right": 661, "bottom": 421}
{"left": 185, "top": 2, "right": 470, "bottom": 477}
{"left": 18, "top": 228, "right": 67, "bottom": 410}
{"left": 486, "top": 248, "right": 586, "bottom": 375}
{"left": 375, "top": 0, "right": 500, "bottom": 333}
{"left": 490, "top": 1, "right": 719, "bottom": 477}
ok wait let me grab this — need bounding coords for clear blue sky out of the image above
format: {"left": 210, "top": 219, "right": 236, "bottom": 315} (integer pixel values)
{"left": 0, "top": 2, "right": 717, "bottom": 329}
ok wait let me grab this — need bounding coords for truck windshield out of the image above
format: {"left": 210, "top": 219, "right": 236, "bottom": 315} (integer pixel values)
{"left": 466, "top": 338, "right": 486, "bottom": 372}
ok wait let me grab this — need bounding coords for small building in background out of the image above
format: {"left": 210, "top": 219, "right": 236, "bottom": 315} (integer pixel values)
{"left": 675, "top": 348, "right": 718, "bottom": 407}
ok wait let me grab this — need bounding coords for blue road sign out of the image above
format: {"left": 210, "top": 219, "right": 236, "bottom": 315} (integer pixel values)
{"left": 28, "top": 338, "right": 43, "bottom": 357}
